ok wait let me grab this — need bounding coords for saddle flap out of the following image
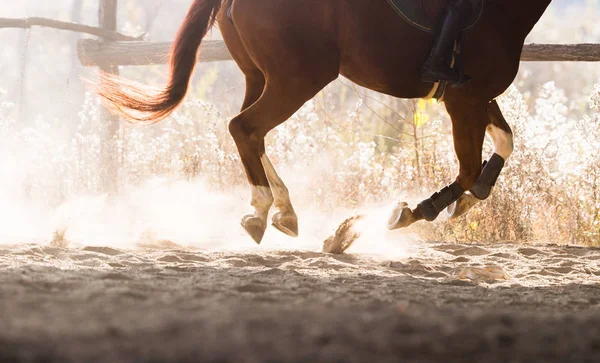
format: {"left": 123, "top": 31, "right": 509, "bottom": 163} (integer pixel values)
{"left": 387, "top": 0, "right": 484, "bottom": 33}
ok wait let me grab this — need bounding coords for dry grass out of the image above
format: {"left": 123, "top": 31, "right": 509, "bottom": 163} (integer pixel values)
{"left": 1, "top": 79, "right": 598, "bottom": 247}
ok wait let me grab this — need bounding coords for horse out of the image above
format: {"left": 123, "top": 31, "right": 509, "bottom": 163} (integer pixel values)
{"left": 97, "top": 0, "right": 552, "bottom": 244}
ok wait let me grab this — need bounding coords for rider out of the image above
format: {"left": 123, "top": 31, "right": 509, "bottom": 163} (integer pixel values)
{"left": 421, "top": 0, "right": 474, "bottom": 84}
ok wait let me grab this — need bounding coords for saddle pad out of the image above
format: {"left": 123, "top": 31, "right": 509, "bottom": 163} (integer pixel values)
{"left": 387, "top": 0, "right": 485, "bottom": 33}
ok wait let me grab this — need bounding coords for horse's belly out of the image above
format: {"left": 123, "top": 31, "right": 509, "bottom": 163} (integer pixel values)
{"left": 339, "top": 62, "right": 432, "bottom": 100}
{"left": 335, "top": 1, "right": 435, "bottom": 99}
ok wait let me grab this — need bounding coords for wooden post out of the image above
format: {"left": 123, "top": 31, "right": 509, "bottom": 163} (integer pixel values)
{"left": 98, "top": 0, "right": 121, "bottom": 194}
{"left": 17, "top": 29, "right": 31, "bottom": 124}
{"left": 68, "top": 0, "right": 85, "bottom": 121}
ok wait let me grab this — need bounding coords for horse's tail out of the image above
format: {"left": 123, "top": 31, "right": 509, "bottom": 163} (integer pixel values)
{"left": 98, "top": 0, "right": 222, "bottom": 124}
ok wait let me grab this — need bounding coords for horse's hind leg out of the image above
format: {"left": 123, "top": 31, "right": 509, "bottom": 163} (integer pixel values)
{"left": 260, "top": 144, "right": 298, "bottom": 237}
{"left": 447, "top": 100, "right": 514, "bottom": 218}
{"left": 221, "top": 3, "right": 338, "bottom": 243}
{"left": 388, "top": 100, "right": 488, "bottom": 229}
{"left": 229, "top": 78, "right": 330, "bottom": 243}
{"left": 240, "top": 72, "right": 298, "bottom": 237}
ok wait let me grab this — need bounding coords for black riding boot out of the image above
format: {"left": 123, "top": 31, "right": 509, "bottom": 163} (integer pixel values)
{"left": 421, "top": 0, "right": 473, "bottom": 84}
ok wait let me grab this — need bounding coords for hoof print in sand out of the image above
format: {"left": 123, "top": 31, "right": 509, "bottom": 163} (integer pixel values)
{"left": 322, "top": 215, "right": 363, "bottom": 254}
{"left": 451, "top": 265, "right": 511, "bottom": 283}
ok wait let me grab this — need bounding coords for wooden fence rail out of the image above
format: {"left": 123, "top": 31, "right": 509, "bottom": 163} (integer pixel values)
{"left": 78, "top": 41, "right": 600, "bottom": 67}
{"left": 0, "top": 17, "right": 140, "bottom": 41}
{"left": 78, "top": 39, "right": 230, "bottom": 66}
{"left": 2, "top": 16, "right": 599, "bottom": 65}
{"left": 521, "top": 44, "right": 600, "bottom": 62}
{"left": 2, "top": 16, "right": 599, "bottom": 66}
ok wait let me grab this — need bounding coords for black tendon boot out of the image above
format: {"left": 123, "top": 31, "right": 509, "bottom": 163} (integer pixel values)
{"left": 421, "top": 0, "right": 473, "bottom": 84}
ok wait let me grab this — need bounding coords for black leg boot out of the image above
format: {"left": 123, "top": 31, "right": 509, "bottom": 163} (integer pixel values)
{"left": 421, "top": 0, "right": 473, "bottom": 84}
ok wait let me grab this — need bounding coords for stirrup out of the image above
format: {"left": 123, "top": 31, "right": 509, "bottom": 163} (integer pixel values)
{"left": 421, "top": 62, "right": 465, "bottom": 84}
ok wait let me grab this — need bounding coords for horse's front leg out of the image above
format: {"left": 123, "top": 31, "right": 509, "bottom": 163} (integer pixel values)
{"left": 447, "top": 100, "right": 514, "bottom": 219}
{"left": 388, "top": 100, "right": 488, "bottom": 230}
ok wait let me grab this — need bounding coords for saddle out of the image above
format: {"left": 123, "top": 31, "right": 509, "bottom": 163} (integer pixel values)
{"left": 387, "top": 0, "right": 485, "bottom": 33}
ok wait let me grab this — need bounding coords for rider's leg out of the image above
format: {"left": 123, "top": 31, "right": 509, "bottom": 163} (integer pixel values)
{"left": 421, "top": 0, "right": 473, "bottom": 83}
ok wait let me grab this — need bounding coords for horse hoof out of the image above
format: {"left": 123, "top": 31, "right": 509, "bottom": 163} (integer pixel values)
{"left": 447, "top": 192, "right": 480, "bottom": 220}
{"left": 241, "top": 215, "right": 267, "bottom": 244}
{"left": 272, "top": 211, "right": 299, "bottom": 237}
{"left": 387, "top": 202, "right": 416, "bottom": 230}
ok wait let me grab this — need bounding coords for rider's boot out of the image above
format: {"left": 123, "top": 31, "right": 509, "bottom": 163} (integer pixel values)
{"left": 421, "top": 0, "right": 473, "bottom": 84}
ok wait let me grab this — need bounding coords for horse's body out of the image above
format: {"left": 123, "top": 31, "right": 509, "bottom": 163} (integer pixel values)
{"left": 99, "top": 0, "right": 552, "bottom": 243}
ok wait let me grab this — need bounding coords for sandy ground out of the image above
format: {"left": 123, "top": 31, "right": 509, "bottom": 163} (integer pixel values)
{"left": 2, "top": 230, "right": 600, "bottom": 363}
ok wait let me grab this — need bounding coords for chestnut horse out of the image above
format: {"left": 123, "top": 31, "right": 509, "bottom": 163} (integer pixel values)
{"left": 98, "top": 0, "right": 551, "bottom": 244}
